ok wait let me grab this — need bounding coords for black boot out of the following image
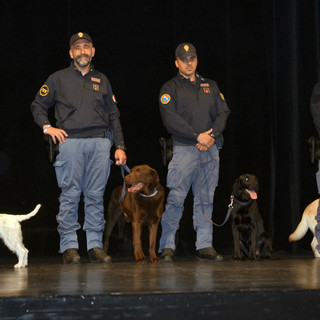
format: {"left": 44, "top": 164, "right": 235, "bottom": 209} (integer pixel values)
{"left": 63, "top": 248, "right": 81, "bottom": 264}
{"left": 160, "top": 248, "right": 174, "bottom": 262}
{"left": 196, "top": 247, "right": 223, "bottom": 262}
{"left": 88, "top": 247, "right": 112, "bottom": 263}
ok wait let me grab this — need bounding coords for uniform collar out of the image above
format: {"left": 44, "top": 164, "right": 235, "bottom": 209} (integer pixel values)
{"left": 177, "top": 72, "right": 205, "bottom": 84}
{"left": 196, "top": 72, "right": 206, "bottom": 82}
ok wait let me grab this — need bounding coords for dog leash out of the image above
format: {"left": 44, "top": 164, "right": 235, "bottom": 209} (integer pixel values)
{"left": 119, "top": 164, "right": 131, "bottom": 203}
{"left": 204, "top": 195, "right": 234, "bottom": 227}
{"left": 204, "top": 193, "right": 254, "bottom": 227}
{"left": 196, "top": 149, "right": 233, "bottom": 227}
{"left": 120, "top": 164, "right": 131, "bottom": 177}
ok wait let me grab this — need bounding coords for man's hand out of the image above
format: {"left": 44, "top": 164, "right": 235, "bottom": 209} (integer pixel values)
{"left": 44, "top": 126, "right": 68, "bottom": 144}
{"left": 115, "top": 149, "right": 127, "bottom": 166}
{"left": 197, "top": 129, "right": 215, "bottom": 149}
{"left": 196, "top": 143, "right": 209, "bottom": 151}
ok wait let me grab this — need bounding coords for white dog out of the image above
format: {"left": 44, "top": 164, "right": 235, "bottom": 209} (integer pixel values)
{"left": 289, "top": 199, "right": 320, "bottom": 257}
{"left": 0, "top": 204, "right": 41, "bottom": 268}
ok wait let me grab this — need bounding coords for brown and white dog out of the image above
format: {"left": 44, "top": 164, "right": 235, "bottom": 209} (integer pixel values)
{"left": 104, "top": 165, "right": 164, "bottom": 263}
{"left": 289, "top": 199, "right": 320, "bottom": 257}
{"left": 0, "top": 204, "right": 41, "bottom": 268}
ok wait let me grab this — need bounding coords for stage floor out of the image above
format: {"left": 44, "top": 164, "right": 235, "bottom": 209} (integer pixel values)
{"left": 1, "top": 253, "right": 320, "bottom": 297}
{"left": 1, "top": 253, "right": 320, "bottom": 319}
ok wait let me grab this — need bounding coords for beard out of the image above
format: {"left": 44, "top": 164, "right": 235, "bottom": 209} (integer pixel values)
{"left": 74, "top": 54, "right": 92, "bottom": 68}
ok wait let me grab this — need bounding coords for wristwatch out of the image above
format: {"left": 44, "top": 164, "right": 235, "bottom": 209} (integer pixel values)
{"left": 116, "top": 145, "right": 126, "bottom": 151}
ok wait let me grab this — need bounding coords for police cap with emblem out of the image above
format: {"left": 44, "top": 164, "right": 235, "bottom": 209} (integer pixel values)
{"left": 69, "top": 32, "right": 93, "bottom": 47}
{"left": 175, "top": 43, "right": 197, "bottom": 60}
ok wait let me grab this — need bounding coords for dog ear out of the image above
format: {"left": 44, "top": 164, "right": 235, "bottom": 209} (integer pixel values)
{"left": 150, "top": 169, "right": 159, "bottom": 179}
{"left": 149, "top": 169, "right": 159, "bottom": 189}
{"left": 232, "top": 177, "right": 244, "bottom": 198}
{"left": 232, "top": 178, "right": 239, "bottom": 191}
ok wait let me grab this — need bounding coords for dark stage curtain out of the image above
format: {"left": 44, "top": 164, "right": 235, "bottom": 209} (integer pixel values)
{"left": 260, "top": 0, "right": 320, "bottom": 251}
{"left": 0, "top": 0, "right": 320, "bottom": 255}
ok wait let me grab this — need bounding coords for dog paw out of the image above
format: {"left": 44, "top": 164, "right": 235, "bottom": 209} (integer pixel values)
{"left": 151, "top": 257, "right": 161, "bottom": 263}
{"left": 136, "top": 257, "right": 148, "bottom": 264}
{"left": 14, "top": 264, "right": 23, "bottom": 268}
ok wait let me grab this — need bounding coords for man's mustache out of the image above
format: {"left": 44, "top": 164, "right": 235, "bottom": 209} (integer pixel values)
{"left": 76, "top": 54, "right": 90, "bottom": 59}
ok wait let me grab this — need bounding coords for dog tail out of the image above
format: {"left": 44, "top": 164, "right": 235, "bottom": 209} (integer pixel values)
{"left": 289, "top": 202, "right": 314, "bottom": 242}
{"left": 15, "top": 204, "right": 41, "bottom": 222}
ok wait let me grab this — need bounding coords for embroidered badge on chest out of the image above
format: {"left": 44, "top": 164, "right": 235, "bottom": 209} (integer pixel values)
{"left": 93, "top": 84, "right": 99, "bottom": 91}
{"left": 91, "top": 77, "right": 101, "bottom": 83}
{"left": 203, "top": 87, "right": 210, "bottom": 93}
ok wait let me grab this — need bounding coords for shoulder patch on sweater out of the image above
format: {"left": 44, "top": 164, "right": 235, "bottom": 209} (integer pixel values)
{"left": 161, "top": 94, "right": 171, "bottom": 104}
{"left": 40, "top": 85, "right": 49, "bottom": 96}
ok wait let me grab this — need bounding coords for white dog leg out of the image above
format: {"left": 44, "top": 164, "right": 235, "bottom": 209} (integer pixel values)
{"left": 22, "top": 249, "right": 29, "bottom": 267}
{"left": 14, "top": 246, "right": 28, "bottom": 268}
{"left": 311, "top": 237, "right": 320, "bottom": 258}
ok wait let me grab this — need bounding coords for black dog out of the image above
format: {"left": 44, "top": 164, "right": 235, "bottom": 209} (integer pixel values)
{"left": 230, "top": 174, "right": 272, "bottom": 261}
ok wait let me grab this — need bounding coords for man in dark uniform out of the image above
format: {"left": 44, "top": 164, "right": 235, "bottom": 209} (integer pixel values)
{"left": 31, "top": 32, "right": 127, "bottom": 264}
{"left": 159, "top": 43, "right": 230, "bottom": 262}
{"left": 310, "top": 82, "right": 320, "bottom": 252}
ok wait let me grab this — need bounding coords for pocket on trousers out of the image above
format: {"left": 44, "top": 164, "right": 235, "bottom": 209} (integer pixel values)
{"left": 167, "top": 161, "right": 179, "bottom": 189}
{"left": 53, "top": 160, "right": 67, "bottom": 167}
{"left": 53, "top": 160, "right": 68, "bottom": 188}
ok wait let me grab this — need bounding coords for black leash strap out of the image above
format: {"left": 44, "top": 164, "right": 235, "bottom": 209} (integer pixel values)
{"left": 205, "top": 195, "right": 234, "bottom": 227}
{"left": 119, "top": 164, "right": 131, "bottom": 203}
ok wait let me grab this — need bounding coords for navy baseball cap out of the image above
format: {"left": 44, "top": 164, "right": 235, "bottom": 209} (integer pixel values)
{"left": 175, "top": 43, "right": 197, "bottom": 59}
{"left": 69, "top": 32, "right": 93, "bottom": 47}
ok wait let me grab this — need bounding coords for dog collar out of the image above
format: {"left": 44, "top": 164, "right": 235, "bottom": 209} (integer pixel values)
{"left": 233, "top": 197, "right": 253, "bottom": 206}
{"left": 231, "top": 191, "right": 254, "bottom": 207}
{"left": 139, "top": 189, "right": 158, "bottom": 198}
